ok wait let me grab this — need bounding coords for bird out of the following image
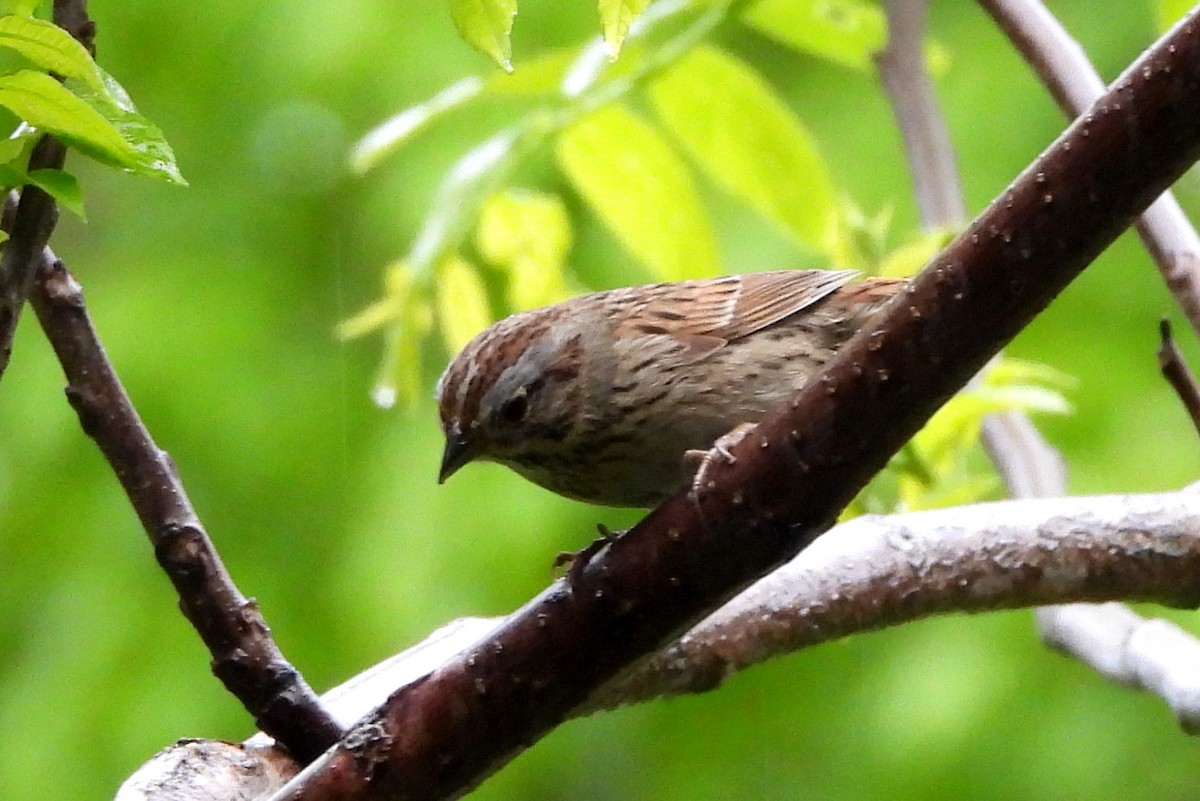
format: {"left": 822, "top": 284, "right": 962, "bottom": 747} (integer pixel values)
{"left": 436, "top": 269, "right": 904, "bottom": 507}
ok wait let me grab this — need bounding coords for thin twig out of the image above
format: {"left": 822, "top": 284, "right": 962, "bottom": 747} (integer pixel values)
{"left": 1158, "top": 319, "right": 1200, "bottom": 436}
{"left": 874, "top": 0, "right": 1068, "bottom": 499}
{"left": 28, "top": 250, "right": 343, "bottom": 762}
{"left": 979, "top": 0, "right": 1200, "bottom": 335}
{"left": 874, "top": 0, "right": 966, "bottom": 226}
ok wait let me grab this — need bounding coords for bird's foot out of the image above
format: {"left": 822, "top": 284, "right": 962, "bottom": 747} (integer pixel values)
{"left": 556, "top": 523, "right": 624, "bottom": 588}
{"left": 686, "top": 422, "right": 757, "bottom": 502}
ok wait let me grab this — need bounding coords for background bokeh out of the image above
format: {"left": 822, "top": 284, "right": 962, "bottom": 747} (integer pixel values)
{"left": 0, "top": 1, "right": 1198, "bottom": 799}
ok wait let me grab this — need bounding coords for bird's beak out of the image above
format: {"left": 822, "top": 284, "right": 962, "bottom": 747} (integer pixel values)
{"left": 438, "top": 423, "right": 474, "bottom": 484}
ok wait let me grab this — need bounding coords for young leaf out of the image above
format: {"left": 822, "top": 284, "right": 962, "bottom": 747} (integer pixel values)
{"left": 0, "top": 15, "right": 106, "bottom": 92}
{"left": 26, "top": 167, "right": 83, "bottom": 217}
{"left": 364, "top": 263, "right": 433, "bottom": 409}
{"left": 739, "top": 0, "right": 886, "bottom": 71}
{"left": 436, "top": 254, "right": 493, "bottom": 353}
{"left": 0, "top": 70, "right": 134, "bottom": 161}
{"left": 598, "top": 0, "right": 650, "bottom": 59}
{"left": 0, "top": 69, "right": 184, "bottom": 184}
{"left": 477, "top": 189, "right": 573, "bottom": 310}
{"left": 66, "top": 74, "right": 186, "bottom": 184}
{"left": 339, "top": 261, "right": 411, "bottom": 341}
{"left": 649, "top": 46, "right": 838, "bottom": 255}
{"left": 556, "top": 102, "right": 720, "bottom": 281}
{"left": 451, "top": 0, "right": 518, "bottom": 73}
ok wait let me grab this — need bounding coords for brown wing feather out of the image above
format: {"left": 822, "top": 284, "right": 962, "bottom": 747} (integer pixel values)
{"left": 612, "top": 269, "right": 860, "bottom": 343}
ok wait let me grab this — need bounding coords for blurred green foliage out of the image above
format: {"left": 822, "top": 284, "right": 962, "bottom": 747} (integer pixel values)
{"left": 0, "top": 1, "right": 1198, "bottom": 800}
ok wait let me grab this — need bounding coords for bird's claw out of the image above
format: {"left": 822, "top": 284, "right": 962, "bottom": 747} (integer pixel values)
{"left": 556, "top": 523, "right": 624, "bottom": 587}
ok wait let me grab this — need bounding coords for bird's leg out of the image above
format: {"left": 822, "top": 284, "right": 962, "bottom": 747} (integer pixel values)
{"left": 686, "top": 422, "right": 757, "bottom": 504}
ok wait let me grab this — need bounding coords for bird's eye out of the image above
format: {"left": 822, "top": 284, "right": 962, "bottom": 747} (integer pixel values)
{"left": 499, "top": 394, "right": 528, "bottom": 423}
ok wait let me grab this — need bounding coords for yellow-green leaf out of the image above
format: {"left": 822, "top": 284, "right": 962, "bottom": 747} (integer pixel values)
{"left": 649, "top": 46, "right": 837, "bottom": 255}
{"left": 27, "top": 167, "right": 83, "bottom": 218}
{"left": 556, "top": 102, "right": 719, "bottom": 281}
{"left": 65, "top": 72, "right": 186, "bottom": 184}
{"left": 0, "top": 70, "right": 136, "bottom": 164}
{"left": 478, "top": 189, "right": 571, "bottom": 269}
{"left": 436, "top": 255, "right": 493, "bottom": 353}
{"left": 0, "top": 15, "right": 105, "bottom": 92}
{"left": 598, "top": 0, "right": 650, "bottom": 59}
{"left": 338, "top": 261, "right": 411, "bottom": 340}
{"left": 478, "top": 189, "right": 573, "bottom": 310}
{"left": 451, "top": 0, "right": 517, "bottom": 73}
{"left": 740, "top": 0, "right": 885, "bottom": 71}
{"left": 367, "top": 265, "right": 434, "bottom": 409}
{"left": 878, "top": 227, "right": 955, "bottom": 277}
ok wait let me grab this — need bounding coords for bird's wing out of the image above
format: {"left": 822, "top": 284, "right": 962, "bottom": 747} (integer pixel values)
{"left": 612, "top": 269, "right": 860, "bottom": 345}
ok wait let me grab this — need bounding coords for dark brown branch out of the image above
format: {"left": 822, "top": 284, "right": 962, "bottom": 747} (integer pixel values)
{"left": 0, "top": 0, "right": 92, "bottom": 378}
{"left": 0, "top": 137, "right": 66, "bottom": 378}
{"left": 28, "top": 251, "right": 343, "bottom": 762}
{"left": 1158, "top": 319, "right": 1200, "bottom": 436}
{"left": 53, "top": 0, "right": 96, "bottom": 52}
{"left": 272, "top": 13, "right": 1200, "bottom": 801}
{"left": 980, "top": 0, "right": 1200, "bottom": 335}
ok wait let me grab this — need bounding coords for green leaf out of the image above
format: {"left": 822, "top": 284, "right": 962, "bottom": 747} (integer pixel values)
{"left": 0, "top": 161, "right": 22, "bottom": 187}
{"left": 878, "top": 227, "right": 956, "bottom": 277}
{"left": 477, "top": 189, "right": 573, "bottom": 310}
{"left": 358, "top": 263, "right": 433, "bottom": 409}
{"left": 0, "top": 130, "right": 29, "bottom": 163}
{"left": 740, "top": 0, "right": 885, "bottom": 71}
{"left": 598, "top": 0, "right": 650, "bottom": 59}
{"left": 64, "top": 73, "right": 186, "bottom": 184}
{"left": 556, "top": 102, "right": 719, "bottom": 281}
{"left": 649, "top": 46, "right": 837, "bottom": 255}
{"left": 0, "top": 69, "right": 185, "bottom": 184}
{"left": 338, "top": 261, "right": 410, "bottom": 341}
{"left": 436, "top": 255, "right": 493, "bottom": 353}
{"left": 0, "top": 15, "right": 105, "bottom": 92}
{"left": 450, "top": 0, "right": 517, "bottom": 73}
{"left": 0, "top": 70, "right": 131, "bottom": 159}
{"left": 27, "top": 167, "right": 83, "bottom": 218}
